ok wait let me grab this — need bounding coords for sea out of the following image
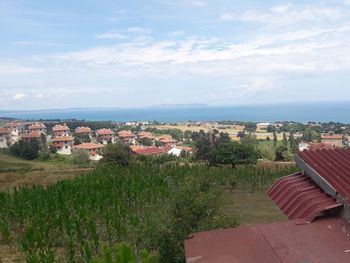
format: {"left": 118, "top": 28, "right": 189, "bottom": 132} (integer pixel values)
{"left": 1, "top": 102, "right": 350, "bottom": 123}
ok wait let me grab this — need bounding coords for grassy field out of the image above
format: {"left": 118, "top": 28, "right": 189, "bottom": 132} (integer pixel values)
{"left": 0, "top": 151, "right": 93, "bottom": 191}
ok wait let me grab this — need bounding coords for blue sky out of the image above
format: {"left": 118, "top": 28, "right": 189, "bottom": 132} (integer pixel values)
{"left": 1, "top": 0, "right": 350, "bottom": 110}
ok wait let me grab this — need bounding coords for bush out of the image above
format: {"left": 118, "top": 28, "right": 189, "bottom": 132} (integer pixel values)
{"left": 102, "top": 143, "right": 131, "bottom": 166}
{"left": 258, "top": 145, "right": 275, "bottom": 161}
{"left": 10, "top": 139, "right": 40, "bottom": 160}
{"left": 72, "top": 149, "right": 90, "bottom": 165}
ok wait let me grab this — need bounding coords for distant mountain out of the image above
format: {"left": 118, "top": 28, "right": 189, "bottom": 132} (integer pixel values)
{"left": 149, "top": 103, "right": 209, "bottom": 109}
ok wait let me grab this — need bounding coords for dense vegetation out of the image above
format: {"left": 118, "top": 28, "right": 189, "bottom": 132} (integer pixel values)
{"left": 0, "top": 163, "right": 298, "bottom": 262}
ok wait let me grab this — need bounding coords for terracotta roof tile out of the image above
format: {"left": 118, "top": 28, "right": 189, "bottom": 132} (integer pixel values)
{"left": 75, "top": 143, "right": 104, "bottom": 150}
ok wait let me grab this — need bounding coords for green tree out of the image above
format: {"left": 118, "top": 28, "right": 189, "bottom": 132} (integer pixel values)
{"left": 10, "top": 138, "right": 40, "bottom": 160}
{"left": 258, "top": 145, "right": 275, "bottom": 161}
{"left": 275, "top": 146, "right": 292, "bottom": 161}
{"left": 102, "top": 143, "right": 131, "bottom": 166}
{"left": 214, "top": 142, "right": 259, "bottom": 167}
{"left": 273, "top": 132, "right": 277, "bottom": 148}
{"left": 282, "top": 132, "right": 288, "bottom": 147}
{"left": 72, "top": 149, "right": 90, "bottom": 165}
{"left": 139, "top": 138, "right": 153, "bottom": 147}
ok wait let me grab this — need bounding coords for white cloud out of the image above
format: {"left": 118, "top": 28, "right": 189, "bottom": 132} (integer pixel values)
{"left": 126, "top": 27, "right": 151, "bottom": 34}
{"left": 95, "top": 32, "right": 128, "bottom": 40}
{"left": 191, "top": 0, "right": 207, "bottom": 7}
{"left": 168, "top": 31, "right": 185, "bottom": 37}
{"left": 345, "top": 0, "right": 350, "bottom": 5}
{"left": 0, "top": 64, "right": 43, "bottom": 75}
{"left": 270, "top": 3, "right": 293, "bottom": 13}
{"left": 13, "top": 93, "right": 26, "bottom": 100}
{"left": 221, "top": 6, "right": 343, "bottom": 24}
{"left": 35, "top": 94, "right": 44, "bottom": 98}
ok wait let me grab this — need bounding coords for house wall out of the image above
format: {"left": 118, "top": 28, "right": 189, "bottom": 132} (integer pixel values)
{"left": 0, "top": 135, "right": 8, "bottom": 148}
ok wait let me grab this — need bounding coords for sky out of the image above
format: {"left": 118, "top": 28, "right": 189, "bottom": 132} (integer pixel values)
{"left": 1, "top": 0, "right": 350, "bottom": 110}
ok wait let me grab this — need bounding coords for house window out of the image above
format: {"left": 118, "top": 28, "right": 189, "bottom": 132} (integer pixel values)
{"left": 65, "top": 146, "right": 68, "bottom": 149}
{"left": 0, "top": 139, "right": 3, "bottom": 142}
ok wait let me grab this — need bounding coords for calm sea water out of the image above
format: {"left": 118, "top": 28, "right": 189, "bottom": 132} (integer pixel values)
{"left": 2, "top": 102, "right": 350, "bottom": 123}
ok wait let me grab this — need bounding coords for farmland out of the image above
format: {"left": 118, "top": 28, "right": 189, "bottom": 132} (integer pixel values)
{"left": 0, "top": 163, "right": 297, "bottom": 262}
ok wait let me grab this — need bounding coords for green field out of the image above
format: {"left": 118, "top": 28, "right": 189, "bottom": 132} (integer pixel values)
{"left": 0, "top": 162, "right": 297, "bottom": 262}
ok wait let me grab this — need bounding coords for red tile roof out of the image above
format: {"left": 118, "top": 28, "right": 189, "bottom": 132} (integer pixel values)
{"left": 96, "top": 128, "right": 114, "bottom": 135}
{"left": 297, "top": 149, "right": 350, "bottom": 202}
{"left": 0, "top": 128, "right": 10, "bottom": 134}
{"left": 52, "top": 124, "right": 70, "bottom": 131}
{"left": 267, "top": 173, "right": 342, "bottom": 223}
{"left": 185, "top": 217, "right": 350, "bottom": 263}
{"left": 308, "top": 142, "right": 336, "bottom": 151}
{"left": 132, "top": 147, "right": 166, "bottom": 156}
{"left": 52, "top": 136, "right": 74, "bottom": 142}
{"left": 321, "top": 135, "right": 343, "bottom": 140}
{"left": 75, "top": 142, "right": 104, "bottom": 150}
{"left": 75, "top": 126, "right": 92, "bottom": 133}
{"left": 22, "top": 132, "right": 41, "bottom": 139}
{"left": 28, "top": 122, "right": 46, "bottom": 130}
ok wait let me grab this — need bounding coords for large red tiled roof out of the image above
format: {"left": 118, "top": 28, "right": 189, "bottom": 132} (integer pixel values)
{"left": 22, "top": 132, "right": 41, "bottom": 139}
{"left": 52, "top": 124, "right": 70, "bottom": 131}
{"left": 52, "top": 136, "right": 74, "bottom": 142}
{"left": 75, "top": 126, "right": 91, "bottom": 133}
{"left": 29, "top": 122, "right": 46, "bottom": 130}
{"left": 132, "top": 147, "right": 166, "bottom": 156}
{"left": 297, "top": 149, "right": 350, "bottom": 202}
{"left": 267, "top": 173, "right": 342, "bottom": 223}
{"left": 75, "top": 143, "right": 104, "bottom": 150}
{"left": 321, "top": 135, "right": 343, "bottom": 140}
{"left": 96, "top": 128, "right": 114, "bottom": 135}
{"left": 185, "top": 217, "right": 350, "bottom": 263}
{"left": 0, "top": 128, "right": 10, "bottom": 134}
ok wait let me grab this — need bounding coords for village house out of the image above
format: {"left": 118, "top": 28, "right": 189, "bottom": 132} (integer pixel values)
{"left": 52, "top": 124, "right": 70, "bottom": 138}
{"left": 137, "top": 131, "right": 155, "bottom": 140}
{"left": 321, "top": 134, "right": 344, "bottom": 147}
{"left": 21, "top": 132, "right": 41, "bottom": 143}
{"left": 156, "top": 135, "right": 176, "bottom": 147}
{"left": 75, "top": 126, "right": 92, "bottom": 138}
{"left": 51, "top": 136, "right": 74, "bottom": 155}
{"left": 75, "top": 142, "right": 104, "bottom": 161}
{"left": 131, "top": 146, "right": 168, "bottom": 156}
{"left": 256, "top": 122, "right": 270, "bottom": 133}
{"left": 118, "top": 130, "right": 135, "bottom": 144}
{"left": 167, "top": 146, "right": 193, "bottom": 157}
{"left": 4, "top": 122, "right": 26, "bottom": 145}
{"left": 0, "top": 128, "right": 10, "bottom": 148}
{"left": 96, "top": 128, "right": 115, "bottom": 145}
{"left": 28, "top": 122, "right": 46, "bottom": 135}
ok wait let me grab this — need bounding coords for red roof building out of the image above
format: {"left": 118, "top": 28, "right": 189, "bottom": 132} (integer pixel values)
{"left": 28, "top": 122, "right": 46, "bottom": 134}
{"left": 131, "top": 146, "right": 168, "bottom": 156}
{"left": 75, "top": 126, "right": 92, "bottom": 135}
{"left": 75, "top": 142, "right": 104, "bottom": 160}
{"left": 321, "top": 134, "right": 344, "bottom": 148}
{"left": 118, "top": 130, "right": 135, "bottom": 144}
{"left": 51, "top": 136, "right": 74, "bottom": 155}
{"left": 0, "top": 128, "right": 10, "bottom": 148}
{"left": 185, "top": 148, "right": 350, "bottom": 262}
{"left": 52, "top": 124, "right": 70, "bottom": 137}
{"left": 21, "top": 132, "right": 41, "bottom": 142}
{"left": 96, "top": 129, "right": 115, "bottom": 144}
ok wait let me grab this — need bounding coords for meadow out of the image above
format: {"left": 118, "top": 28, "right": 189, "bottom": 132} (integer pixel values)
{"left": 0, "top": 162, "right": 298, "bottom": 262}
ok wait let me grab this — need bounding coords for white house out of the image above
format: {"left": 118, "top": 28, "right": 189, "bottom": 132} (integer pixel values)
{"left": 52, "top": 136, "right": 74, "bottom": 155}
{"left": 4, "top": 122, "right": 25, "bottom": 145}
{"left": 75, "top": 142, "right": 105, "bottom": 161}
{"left": 0, "top": 128, "right": 10, "bottom": 148}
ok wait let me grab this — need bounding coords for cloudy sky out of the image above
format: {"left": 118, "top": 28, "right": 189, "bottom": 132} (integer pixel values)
{"left": 1, "top": 0, "right": 350, "bottom": 110}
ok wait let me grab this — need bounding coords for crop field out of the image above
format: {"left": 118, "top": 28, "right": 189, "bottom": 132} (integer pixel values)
{"left": 0, "top": 163, "right": 298, "bottom": 262}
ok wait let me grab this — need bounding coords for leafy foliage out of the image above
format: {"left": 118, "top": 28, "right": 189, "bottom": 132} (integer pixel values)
{"left": 102, "top": 143, "right": 131, "bottom": 166}
{"left": 10, "top": 138, "right": 41, "bottom": 160}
